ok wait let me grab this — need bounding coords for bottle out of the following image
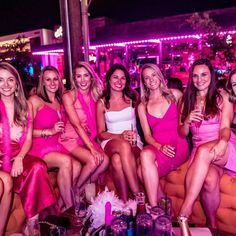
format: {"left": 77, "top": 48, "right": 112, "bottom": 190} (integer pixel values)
{"left": 122, "top": 208, "right": 134, "bottom": 236}
{"left": 105, "top": 202, "right": 113, "bottom": 236}
{"left": 178, "top": 216, "right": 192, "bottom": 236}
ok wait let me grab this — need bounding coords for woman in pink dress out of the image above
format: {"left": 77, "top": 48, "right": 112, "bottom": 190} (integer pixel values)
{"left": 0, "top": 170, "right": 12, "bottom": 236}
{"left": 60, "top": 61, "right": 109, "bottom": 189}
{"left": 137, "top": 63, "right": 188, "bottom": 206}
{"left": 0, "top": 62, "right": 58, "bottom": 232}
{"left": 179, "top": 59, "right": 236, "bottom": 230}
{"left": 29, "top": 66, "right": 81, "bottom": 210}
{"left": 97, "top": 63, "right": 142, "bottom": 202}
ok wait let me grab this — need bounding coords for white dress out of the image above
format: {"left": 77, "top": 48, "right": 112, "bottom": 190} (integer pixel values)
{"left": 100, "top": 106, "right": 143, "bottom": 149}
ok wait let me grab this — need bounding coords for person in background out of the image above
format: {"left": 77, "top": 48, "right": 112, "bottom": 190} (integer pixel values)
{"left": 97, "top": 63, "right": 142, "bottom": 202}
{"left": 137, "top": 63, "right": 188, "bottom": 206}
{"left": 61, "top": 61, "right": 109, "bottom": 189}
{"left": 0, "top": 171, "right": 12, "bottom": 236}
{"left": 178, "top": 59, "right": 236, "bottom": 231}
{"left": 226, "top": 68, "right": 236, "bottom": 133}
{"left": 0, "top": 62, "right": 59, "bottom": 234}
{"left": 28, "top": 66, "right": 81, "bottom": 211}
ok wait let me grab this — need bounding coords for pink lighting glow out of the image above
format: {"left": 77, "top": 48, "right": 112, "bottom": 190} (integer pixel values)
{"left": 32, "top": 30, "right": 236, "bottom": 55}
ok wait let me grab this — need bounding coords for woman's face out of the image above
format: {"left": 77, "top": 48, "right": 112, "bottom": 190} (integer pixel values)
{"left": 142, "top": 67, "right": 161, "bottom": 91}
{"left": 231, "top": 73, "right": 236, "bottom": 96}
{"left": 0, "top": 69, "right": 17, "bottom": 97}
{"left": 192, "top": 64, "right": 211, "bottom": 92}
{"left": 109, "top": 69, "right": 126, "bottom": 92}
{"left": 74, "top": 67, "right": 92, "bottom": 92}
{"left": 43, "top": 70, "right": 59, "bottom": 94}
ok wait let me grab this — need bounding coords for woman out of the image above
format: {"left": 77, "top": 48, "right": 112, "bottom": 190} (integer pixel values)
{"left": 137, "top": 63, "right": 188, "bottom": 206}
{"left": 0, "top": 171, "right": 12, "bottom": 236}
{"left": 28, "top": 66, "right": 81, "bottom": 210}
{"left": 97, "top": 63, "right": 142, "bottom": 202}
{"left": 0, "top": 62, "right": 58, "bottom": 230}
{"left": 226, "top": 68, "right": 236, "bottom": 132}
{"left": 179, "top": 59, "right": 236, "bottom": 229}
{"left": 61, "top": 61, "right": 109, "bottom": 189}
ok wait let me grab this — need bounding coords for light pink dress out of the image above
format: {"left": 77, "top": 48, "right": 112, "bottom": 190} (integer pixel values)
{"left": 190, "top": 115, "right": 236, "bottom": 172}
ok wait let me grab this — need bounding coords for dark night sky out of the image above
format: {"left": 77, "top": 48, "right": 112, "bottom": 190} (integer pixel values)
{"left": 0, "top": 0, "right": 236, "bottom": 37}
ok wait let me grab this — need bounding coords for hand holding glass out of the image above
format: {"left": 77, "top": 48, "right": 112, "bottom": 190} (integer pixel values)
{"left": 193, "top": 104, "right": 204, "bottom": 141}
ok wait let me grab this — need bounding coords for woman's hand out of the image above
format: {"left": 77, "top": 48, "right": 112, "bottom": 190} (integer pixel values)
{"left": 121, "top": 130, "right": 135, "bottom": 142}
{"left": 51, "top": 121, "right": 65, "bottom": 135}
{"left": 90, "top": 147, "right": 104, "bottom": 165}
{"left": 11, "top": 157, "right": 23, "bottom": 177}
{"left": 160, "top": 144, "right": 175, "bottom": 158}
{"left": 184, "top": 109, "right": 204, "bottom": 125}
{"left": 210, "top": 139, "right": 228, "bottom": 162}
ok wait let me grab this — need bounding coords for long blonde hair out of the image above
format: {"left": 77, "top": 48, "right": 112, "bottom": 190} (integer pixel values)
{"left": 0, "top": 62, "right": 28, "bottom": 127}
{"left": 71, "top": 61, "right": 103, "bottom": 101}
{"left": 140, "top": 63, "right": 175, "bottom": 103}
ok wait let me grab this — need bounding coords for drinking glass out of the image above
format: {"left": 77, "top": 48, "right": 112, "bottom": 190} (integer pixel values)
{"left": 26, "top": 219, "right": 41, "bottom": 236}
{"left": 193, "top": 104, "right": 204, "bottom": 141}
{"left": 154, "top": 215, "right": 172, "bottom": 236}
{"left": 150, "top": 206, "right": 165, "bottom": 220}
{"left": 136, "top": 213, "right": 153, "bottom": 236}
{"left": 50, "top": 226, "right": 66, "bottom": 236}
{"left": 110, "top": 217, "right": 128, "bottom": 236}
{"left": 158, "top": 197, "right": 172, "bottom": 218}
{"left": 135, "top": 192, "right": 146, "bottom": 214}
{"left": 72, "top": 186, "right": 87, "bottom": 225}
{"left": 131, "top": 124, "right": 137, "bottom": 147}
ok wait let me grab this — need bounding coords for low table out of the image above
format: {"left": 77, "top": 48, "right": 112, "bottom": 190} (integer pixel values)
{"left": 173, "top": 227, "right": 212, "bottom": 236}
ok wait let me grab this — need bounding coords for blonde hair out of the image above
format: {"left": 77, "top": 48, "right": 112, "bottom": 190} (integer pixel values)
{"left": 0, "top": 62, "right": 28, "bottom": 127}
{"left": 140, "top": 63, "right": 175, "bottom": 103}
{"left": 71, "top": 61, "right": 103, "bottom": 101}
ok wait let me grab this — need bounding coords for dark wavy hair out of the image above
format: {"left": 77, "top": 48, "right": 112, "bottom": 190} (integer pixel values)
{"left": 102, "top": 64, "right": 138, "bottom": 109}
{"left": 181, "top": 58, "right": 222, "bottom": 122}
{"left": 226, "top": 68, "right": 236, "bottom": 104}
{"left": 37, "top": 65, "right": 64, "bottom": 104}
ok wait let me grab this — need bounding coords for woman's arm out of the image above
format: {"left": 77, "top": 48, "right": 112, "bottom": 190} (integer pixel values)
{"left": 96, "top": 100, "right": 123, "bottom": 141}
{"left": 11, "top": 102, "right": 34, "bottom": 177}
{"left": 137, "top": 103, "right": 162, "bottom": 150}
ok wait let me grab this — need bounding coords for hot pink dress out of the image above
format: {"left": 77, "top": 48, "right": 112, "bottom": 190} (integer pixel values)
{"left": 0, "top": 124, "right": 59, "bottom": 219}
{"left": 190, "top": 115, "right": 236, "bottom": 172}
{"left": 29, "top": 105, "right": 69, "bottom": 158}
{"left": 144, "top": 103, "right": 188, "bottom": 177}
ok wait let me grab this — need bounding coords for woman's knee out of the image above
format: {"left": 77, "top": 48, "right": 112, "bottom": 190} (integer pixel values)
{"left": 119, "top": 140, "right": 133, "bottom": 154}
{"left": 72, "top": 160, "right": 81, "bottom": 173}
{"left": 203, "top": 170, "right": 220, "bottom": 192}
{"left": 195, "top": 145, "right": 211, "bottom": 161}
{"left": 140, "top": 149, "right": 156, "bottom": 167}
{"left": 111, "top": 154, "right": 122, "bottom": 169}
{"left": 0, "top": 172, "right": 13, "bottom": 192}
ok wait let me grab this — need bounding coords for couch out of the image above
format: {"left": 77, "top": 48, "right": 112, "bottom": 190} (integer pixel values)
{"left": 160, "top": 161, "right": 236, "bottom": 234}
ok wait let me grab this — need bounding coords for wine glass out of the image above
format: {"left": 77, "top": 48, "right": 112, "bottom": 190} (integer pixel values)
{"left": 57, "top": 110, "right": 67, "bottom": 142}
{"left": 192, "top": 104, "right": 204, "bottom": 141}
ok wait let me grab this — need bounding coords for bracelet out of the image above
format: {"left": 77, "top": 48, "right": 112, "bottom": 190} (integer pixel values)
{"left": 41, "top": 129, "right": 49, "bottom": 139}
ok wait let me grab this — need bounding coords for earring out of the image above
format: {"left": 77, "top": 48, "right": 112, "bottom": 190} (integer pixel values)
{"left": 15, "top": 90, "right": 18, "bottom": 97}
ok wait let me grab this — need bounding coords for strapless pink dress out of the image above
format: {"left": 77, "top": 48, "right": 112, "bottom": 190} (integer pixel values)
{"left": 190, "top": 115, "right": 236, "bottom": 172}
{"left": 145, "top": 103, "right": 188, "bottom": 177}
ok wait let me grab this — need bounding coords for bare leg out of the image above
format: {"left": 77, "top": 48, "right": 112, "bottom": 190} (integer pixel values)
{"left": 140, "top": 148, "right": 159, "bottom": 206}
{"left": 201, "top": 165, "right": 223, "bottom": 228}
{"left": 111, "top": 153, "right": 129, "bottom": 201}
{"left": 71, "top": 159, "right": 82, "bottom": 186}
{"left": 0, "top": 171, "right": 12, "bottom": 236}
{"left": 71, "top": 146, "right": 109, "bottom": 188}
{"left": 44, "top": 152, "right": 73, "bottom": 208}
{"left": 180, "top": 141, "right": 227, "bottom": 217}
{"left": 105, "top": 139, "right": 140, "bottom": 194}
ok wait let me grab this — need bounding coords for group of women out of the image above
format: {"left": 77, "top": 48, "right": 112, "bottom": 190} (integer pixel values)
{"left": 0, "top": 57, "right": 235, "bottom": 235}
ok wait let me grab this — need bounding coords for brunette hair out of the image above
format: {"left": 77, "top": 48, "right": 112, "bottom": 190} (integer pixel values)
{"left": 140, "top": 63, "right": 176, "bottom": 103}
{"left": 71, "top": 61, "right": 103, "bottom": 101}
{"left": 37, "top": 66, "right": 64, "bottom": 103}
{"left": 226, "top": 68, "right": 236, "bottom": 104}
{"left": 181, "top": 58, "right": 222, "bottom": 122}
{"left": 102, "top": 63, "right": 138, "bottom": 109}
{"left": 0, "top": 62, "right": 28, "bottom": 127}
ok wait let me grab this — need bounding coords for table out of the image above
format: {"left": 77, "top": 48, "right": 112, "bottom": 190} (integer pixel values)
{"left": 173, "top": 227, "right": 212, "bottom": 236}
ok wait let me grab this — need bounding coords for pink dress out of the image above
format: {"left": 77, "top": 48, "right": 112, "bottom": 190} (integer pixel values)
{"left": 190, "top": 115, "right": 236, "bottom": 172}
{"left": 60, "top": 93, "right": 98, "bottom": 152}
{"left": 29, "top": 105, "right": 69, "bottom": 158}
{"left": 0, "top": 124, "right": 59, "bottom": 219}
{"left": 145, "top": 103, "right": 188, "bottom": 177}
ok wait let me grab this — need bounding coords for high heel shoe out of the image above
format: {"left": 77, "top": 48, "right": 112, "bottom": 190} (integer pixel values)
{"left": 177, "top": 215, "right": 192, "bottom": 236}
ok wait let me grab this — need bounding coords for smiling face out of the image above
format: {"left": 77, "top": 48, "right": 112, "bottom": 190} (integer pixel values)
{"left": 231, "top": 73, "right": 236, "bottom": 96}
{"left": 109, "top": 69, "right": 126, "bottom": 92}
{"left": 192, "top": 64, "right": 211, "bottom": 93}
{"left": 142, "top": 67, "right": 161, "bottom": 91}
{"left": 0, "top": 68, "right": 18, "bottom": 98}
{"left": 43, "top": 70, "right": 60, "bottom": 94}
{"left": 74, "top": 67, "right": 92, "bottom": 92}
